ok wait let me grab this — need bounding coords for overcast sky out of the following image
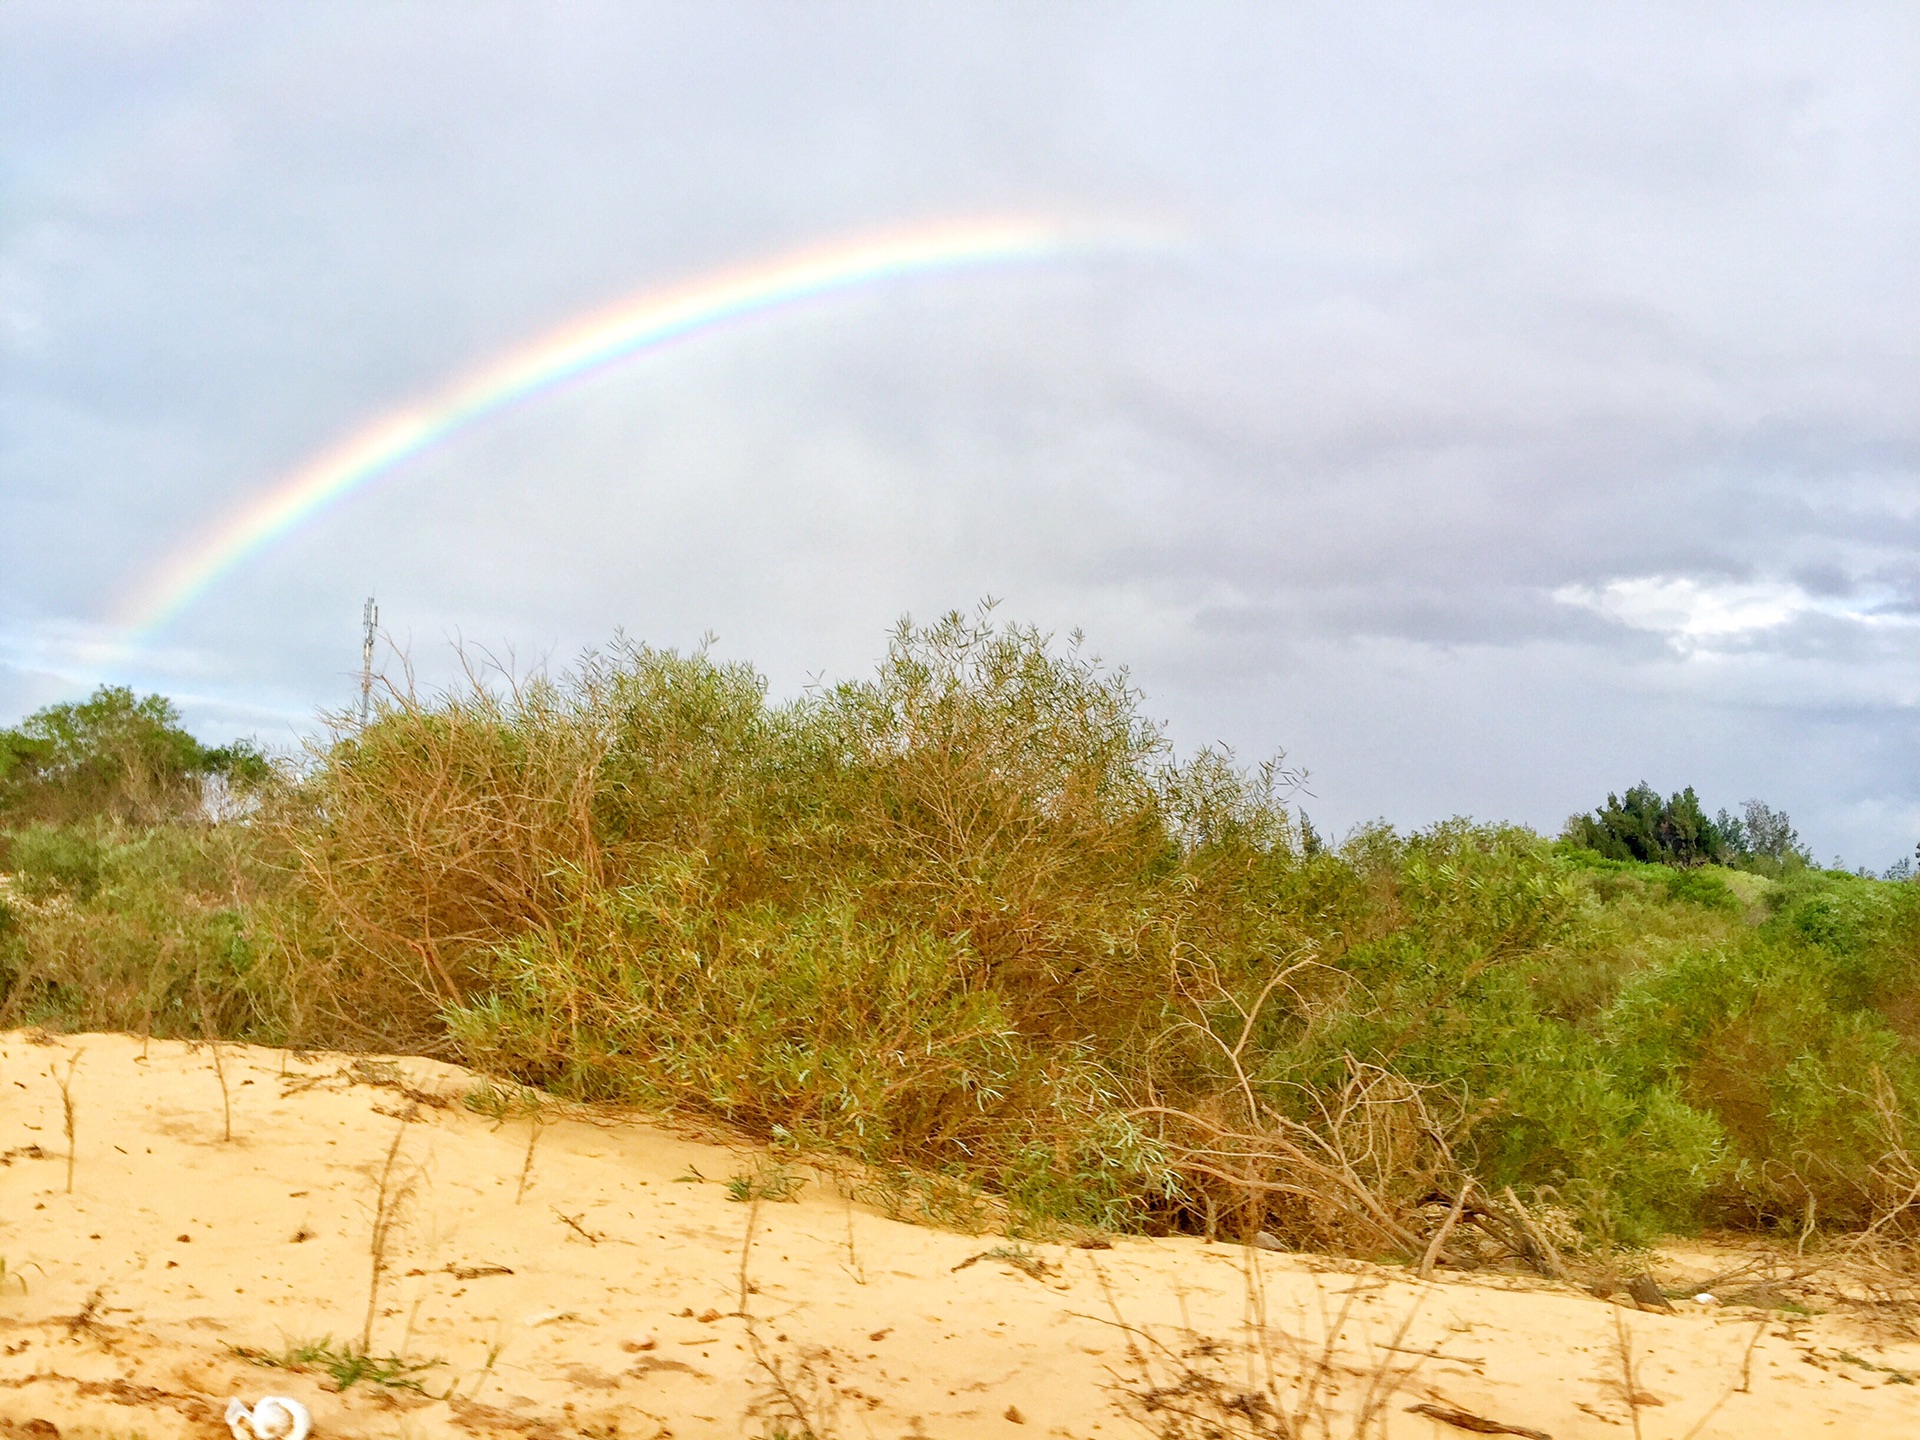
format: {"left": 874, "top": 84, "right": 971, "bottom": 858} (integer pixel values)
{"left": 4, "top": 4, "right": 1917, "bottom": 867}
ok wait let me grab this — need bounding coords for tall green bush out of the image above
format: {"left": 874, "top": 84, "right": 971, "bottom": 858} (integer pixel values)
{"left": 0, "top": 685, "right": 266, "bottom": 826}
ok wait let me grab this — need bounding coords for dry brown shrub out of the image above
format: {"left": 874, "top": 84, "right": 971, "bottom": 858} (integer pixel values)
{"left": 1134, "top": 1061, "right": 1470, "bottom": 1260}
{"left": 273, "top": 655, "right": 611, "bottom": 1045}
{"left": 1126, "top": 946, "right": 1474, "bottom": 1259}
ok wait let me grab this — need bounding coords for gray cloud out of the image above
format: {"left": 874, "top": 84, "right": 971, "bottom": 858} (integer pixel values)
{"left": 4, "top": 2, "right": 1917, "bottom": 866}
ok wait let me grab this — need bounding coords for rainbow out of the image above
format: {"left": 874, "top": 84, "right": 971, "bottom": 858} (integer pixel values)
{"left": 121, "top": 217, "right": 1104, "bottom": 638}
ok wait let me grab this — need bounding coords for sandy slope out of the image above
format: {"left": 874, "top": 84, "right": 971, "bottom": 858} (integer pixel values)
{"left": 2, "top": 1033, "right": 1917, "bottom": 1439}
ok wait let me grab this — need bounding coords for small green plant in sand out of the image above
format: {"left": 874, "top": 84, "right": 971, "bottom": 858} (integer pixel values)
{"left": 728, "top": 1160, "right": 806, "bottom": 1204}
{"left": 461, "top": 1077, "right": 542, "bottom": 1125}
{"left": 233, "top": 1337, "right": 443, "bottom": 1393}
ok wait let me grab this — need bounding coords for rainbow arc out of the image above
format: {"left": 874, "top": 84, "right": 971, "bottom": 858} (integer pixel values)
{"left": 121, "top": 217, "right": 1110, "bottom": 639}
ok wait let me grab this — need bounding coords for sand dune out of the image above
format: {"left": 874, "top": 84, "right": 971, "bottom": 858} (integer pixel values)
{"left": 3, "top": 1031, "right": 1917, "bottom": 1438}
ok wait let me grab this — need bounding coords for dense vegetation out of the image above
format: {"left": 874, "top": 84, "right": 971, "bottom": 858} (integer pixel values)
{"left": 3, "top": 613, "right": 1918, "bottom": 1260}
{"left": 0, "top": 684, "right": 266, "bottom": 826}
{"left": 1565, "top": 782, "right": 1812, "bottom": 873}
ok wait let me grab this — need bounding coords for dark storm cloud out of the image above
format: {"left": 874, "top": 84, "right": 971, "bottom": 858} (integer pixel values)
{"left": 3, "top": 2, "right": 1917, "bottom": 864}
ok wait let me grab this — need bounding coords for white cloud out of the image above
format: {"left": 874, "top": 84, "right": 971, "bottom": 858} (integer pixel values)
{"left": 1553, "top": 575, "right": 1910, "bottom": 648}
{"left": 0, "top": 619, "right": 311, "bottom": 734}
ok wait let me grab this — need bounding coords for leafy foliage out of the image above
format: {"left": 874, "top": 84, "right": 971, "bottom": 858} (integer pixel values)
{"left": 7, "top": 611, "right": 1920, "bottom": 1255}
{"left": 1715, "top": 798, "right": 1815, "bottom": 874}
{"left": 1564, "top": 783, "right": 1727, "bottom": 868}
{"left": 0, "top": 821, "right": 310, "bottom": 1039}
{"left": 0, "top": 685, "right": 267, "bottom": 827}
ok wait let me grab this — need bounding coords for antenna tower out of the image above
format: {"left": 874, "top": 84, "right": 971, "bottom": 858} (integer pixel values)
{"left": 359, "top": 596, "right": 378, "bottom": 726}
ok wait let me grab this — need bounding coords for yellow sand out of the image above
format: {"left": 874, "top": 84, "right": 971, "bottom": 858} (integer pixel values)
{"left": 3, "top": 1032, "right": 1917, "bottom": 1438}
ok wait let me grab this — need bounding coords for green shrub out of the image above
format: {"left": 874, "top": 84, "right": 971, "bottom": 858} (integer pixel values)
{"left": 446, "top": 874, "right": 1163, "bottom": 1230}
{"left": 0, "top": 686, "right": 266, "bottom": 826}
{"left": 281, "top": 622, "right": 1920, "bottom": 1245}
{"left": 6, "top": 824, "right": 107, "bottom": 899}
{"left": 9, "top": 613, "right": 1920, "bottom": 1254}
{"left": 0, "top": 821, "right": 313, "bottom": 1040}
{"left": 1662, "top": 867, "right": 1739, "bottom": 911}
{"left": 1606, "top": 875, "right": 1920, "bottom": 1231}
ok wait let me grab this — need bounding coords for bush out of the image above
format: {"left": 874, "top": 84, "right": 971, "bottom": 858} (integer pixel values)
{"left": 5, "top": 824, "right": 107, "bottom": 899}
{"left": 0, "top": 685, "right": 267, "bottom": 826}
{"left": 260, "top": 623, "right": 1920, "bottom": 1244}
{"left": 446, "top": 878, "right": 1161, "bottom": 1230}
{"left": 0, "top": 821, "right": 314, "bottom": 1039}
{"left": 8, "top": 611, "right": 1920, "bottom": 1254}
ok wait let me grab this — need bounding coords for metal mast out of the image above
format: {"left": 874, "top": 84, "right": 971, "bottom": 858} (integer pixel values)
{"left": 359, "top": 596, "right": 378, "bottom": 726}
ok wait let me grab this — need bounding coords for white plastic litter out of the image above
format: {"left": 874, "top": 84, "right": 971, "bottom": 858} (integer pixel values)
{"left": 1694, "top": 1291, "right": 1719, "bottom": 1305}
{"left": 226, "top": 1395, "right": 312, "bottom": 1440}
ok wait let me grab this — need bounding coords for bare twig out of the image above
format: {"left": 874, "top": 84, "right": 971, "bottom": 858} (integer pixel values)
{"left": 1677, "top": 1319, "right": 1770, "bottom": 1440}
{"left": 1612, "top": 1305, "right": 1645, "bottom": 1440}
{"left": 840, "top": 1183, "right": 867, "bottom": 1286}
{"left": 1736, "top": 1316, "right": 1765, "bottom": 1394}
{"left": 52, "top": 1051, "right": 81, "bottom": 1194}
{"left": 200, "top": 988, "right": 233, "bottom": 1143}
{"left": 207, "top": 1029, "right": 231, "bottom": 1144}
{"left": 737, "top": 1194, "right": 837, "bottom": 1438}
{"left": 1098, "top": 1245, "right": 1427, "bottom": 1439}
{"left": 1406, "top": 1402, "right": 1550, "bottom": 1439}
{"left": 1129, "top": 1102, "right": 1429, "bottom": 1258}
{"left": 1499, "top": 1186, "right": 1567, "bottom": 1281}
{"left": 515, "top": 1104, "right": 544, "bottom": 1204}
{"left": 361, "top": 1108, "right": 418, "bottom": 1353}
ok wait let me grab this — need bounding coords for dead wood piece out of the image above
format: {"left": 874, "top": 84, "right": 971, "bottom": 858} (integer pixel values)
{"left": 1457, "top": 1190, "right": 1565, "bottom": 1281}
{"left": 1408, "top": 1400, "right": 1552, "bottom": 1438}
{"left": 1626, "top": 1274, "right": 1675, "bottom": 1314}
{"left": 1419, "top": 1183, "right": 1472, "bottom": 1280}
{"left": 0, "top": 1372, "right": 217, "bottom": 1424}
{"left": 627, "top": 1355, "right": 711, "bottom": 1379}
{"left": 448, "top": 1263, "right": 515, "bottom": 1280}
{"left": 1500, "top": 1186, "right": 1568, "bottom": 1280}
{"left": 344, "top": 1059, "right": 453, "bottom": 1109}
{"left": 951, "top": 1249, "right": 1055, "bottom": 1281}
{"left": 1387, "top": 1345, "right": 1488, "bottom": 1365}
{"left": 447, "top": 1394, "right": 568, "bottom": 1438}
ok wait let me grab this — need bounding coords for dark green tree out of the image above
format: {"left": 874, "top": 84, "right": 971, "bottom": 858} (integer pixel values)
{"left": 1565, "top": 783, "right": 1728, "bottom": 868}
{"left": 0, "top": 686, "right": 266, "bottom": 826}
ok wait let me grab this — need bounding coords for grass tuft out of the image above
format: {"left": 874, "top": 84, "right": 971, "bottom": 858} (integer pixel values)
{"left": 728, "top": 1160, "right": 806, "bottom": 1204}
{"left": 232, "top": 1336, "right": 443, "bottom": 1393}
